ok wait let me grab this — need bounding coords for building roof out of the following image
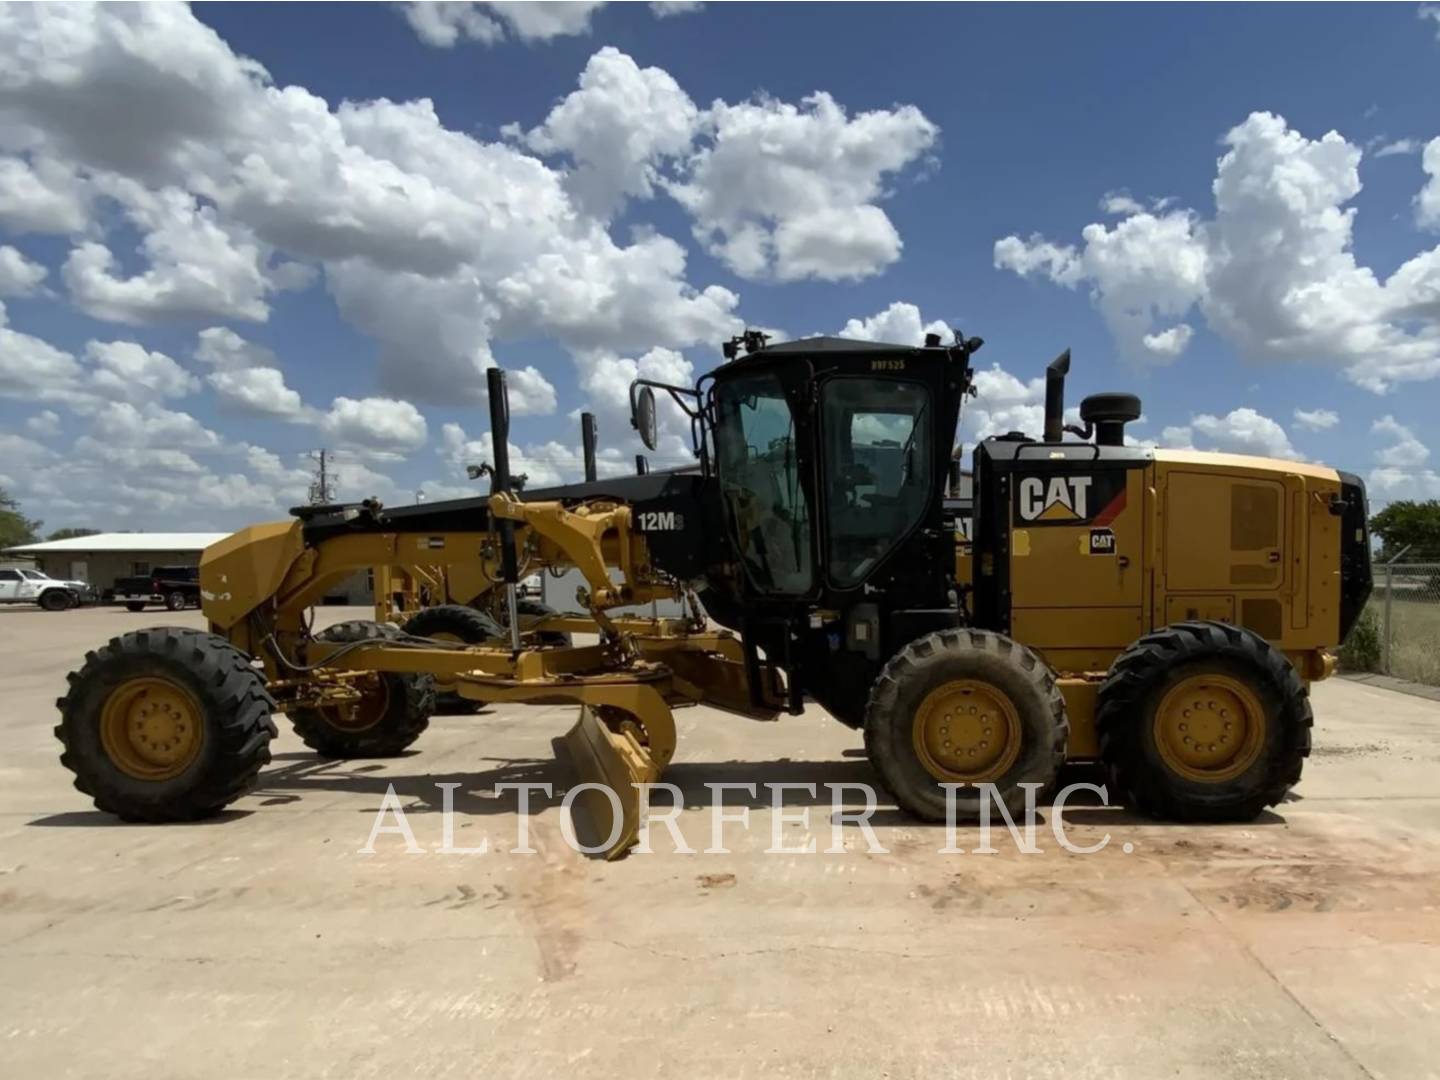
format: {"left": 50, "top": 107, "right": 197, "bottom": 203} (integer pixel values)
{"left": 3, "top": 532, "right": 229, "bottom": 555}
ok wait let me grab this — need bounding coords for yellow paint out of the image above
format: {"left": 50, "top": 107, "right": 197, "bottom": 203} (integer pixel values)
{"left": 912, "top": 679, "right": 1022, "bottom": 782}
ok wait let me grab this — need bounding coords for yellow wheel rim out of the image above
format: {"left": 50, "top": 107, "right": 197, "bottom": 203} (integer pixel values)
{"left": 321, "top": 676, "right": 390, "bottom": 732}
{"left": 912, "top": 679, "right": 1022, "bottom": 783}
{"left": 1153, "top": 673, "right": 1266, "bottom": 783}
{"left": 99, "top": 676, "right": 205, "bottom": 781}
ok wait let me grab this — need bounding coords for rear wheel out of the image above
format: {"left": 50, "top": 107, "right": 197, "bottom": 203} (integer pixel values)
{"left": 1097, "top": 621, "right": 1311, "bottom": 821}
{"left": 39, "top": 589, "right": 73, "bottom": 611}
{"left": 402, "top": 604, "right": 501, "bottom": 714}
{"left": 55, "top": 627, "right": 277, "bottom": 820}
{"left": 865, "top": 629, "right": 1068, "bottom": 821}
{"left": 164, "top": 590, "right": 187, "bottom": 612}
{"left": 124, "top": 601, "right": 147, "bottom": 613}
{"left": 288, "top": 621, "right": 435, "bottom": 758}
{"left": 515, "top": 598, "right": 572, "bottom": 647}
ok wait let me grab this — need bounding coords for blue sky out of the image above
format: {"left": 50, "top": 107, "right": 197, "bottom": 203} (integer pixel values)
{"left": 2, "top": 1, "right": 1439, "bottom": 533}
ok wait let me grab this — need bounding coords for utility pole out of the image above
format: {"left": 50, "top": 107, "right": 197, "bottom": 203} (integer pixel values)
{"left": 308, "top": 449, "right": 337, "bottom": 505}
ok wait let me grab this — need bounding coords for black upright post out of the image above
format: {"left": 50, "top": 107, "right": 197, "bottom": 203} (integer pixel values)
{"left": 581, "top": 411, "right": 598, "bottom": 482}
{"left": 635, "top": 454, "right": 648, "bottom": 475}
{"left": 486, "top": 368, "right": 522, "bottom": 651}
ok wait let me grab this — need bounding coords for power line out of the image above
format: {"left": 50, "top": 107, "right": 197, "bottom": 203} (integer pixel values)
{"left": 307, "top": 449, "right": 337, "bottom": 505}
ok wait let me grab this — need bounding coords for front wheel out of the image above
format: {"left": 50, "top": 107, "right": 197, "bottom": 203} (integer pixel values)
{"left": 865, "top": 629, "right": 1068, "bottom": 821}
{"left": 1097, "top": 621, "right": 1312, "bottom": 822}
{"left": 39, "top": 589, "right": 74, "bottom": 611}
{"left": 164, "top": 590, "right": 187, "bottom": 612}
{"left": 125, "top": 601, "right": 147, "bottom": 613}
{"left": 55, "top": 627, "right": 277, "bottom": 820}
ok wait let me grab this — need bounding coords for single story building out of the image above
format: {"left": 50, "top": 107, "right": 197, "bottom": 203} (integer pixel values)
{"left": 2, "top": 532, "right": 372, "bottom": 605}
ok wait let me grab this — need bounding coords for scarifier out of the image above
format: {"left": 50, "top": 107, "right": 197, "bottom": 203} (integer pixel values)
{"left": 55, "top": 332, "right": 1373, "bottom": 856}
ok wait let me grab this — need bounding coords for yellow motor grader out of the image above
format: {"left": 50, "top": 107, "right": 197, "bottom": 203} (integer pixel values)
{"left": 55, "top": 333, "right": 1372, "bottom": 856}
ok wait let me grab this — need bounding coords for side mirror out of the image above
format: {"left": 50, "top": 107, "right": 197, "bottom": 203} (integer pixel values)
{"left": 632, "top": 385, "right": 658, "bottom": 451}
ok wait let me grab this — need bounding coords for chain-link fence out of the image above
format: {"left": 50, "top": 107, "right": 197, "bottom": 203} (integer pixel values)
{"left": 1345, "top": 563, "right": 1440, "bottom": 685}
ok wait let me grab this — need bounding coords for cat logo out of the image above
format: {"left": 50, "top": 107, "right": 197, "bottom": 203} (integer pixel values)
{"left": 1017, "top": 476, "right": 1093, "bottom": 523}
{"left": 1012, "top": 470, "right": 1129, "bottom": 529}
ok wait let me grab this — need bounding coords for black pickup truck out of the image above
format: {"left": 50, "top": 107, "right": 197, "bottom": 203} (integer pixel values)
{"left": 112, "top": 566, "right": 202, "bottom": 612}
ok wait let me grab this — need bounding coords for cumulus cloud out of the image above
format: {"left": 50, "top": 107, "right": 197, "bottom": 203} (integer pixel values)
{"left": 193, "top": 326, "right": 309, "bottom": 419}
{"left": 321, "top": 396, "right": 428, "bottom": 454}
{"left": 1140, "top": 324, "right": 1194, "bottom": 358}
{"left": 1293, "top": 407, "right": 1339, "bottom": 431}
{"left": 996, "top": 208, "right": 1207, "bottom": 362}
{"left": 960, "top": 364, "right": 1047, "bottom": 447}
{"left": 0, "top": 6, "right": 938, "bottom": 421}
{"left": 25, "top": 409, "right": 62, "bottom": 438}
{"left": 1161, "top": 407, "right": 1300, "bottom": 460}
{"left": 670, "top": 91, "right": 937, "bottom": 281}
{"left": 997, "top": 111, "right": 1440, "bottom": 392}
{"left": 0, "top": 155, "right": 90, "bottom": 234}
{"left": 0, "top": 8, "right": 756, "bottom": 407}
{"left": 1100, "top": 191, "right": 1145, "bottom": 216}
{"left": 399, "top": 2, "right": 605, "bottom": 47}
{"left": 209, "top": 366, "right": 307, "bottom": 419}
{"left": 193, "top": 326, "right": 432, "bottom": 452}
{"left": 1368, "top": 415, "right": 1440, "bottom": 499}
{"left": 521, "top": 47, "right": 699, "bottom": 217}
{"left": 0, "top": 245, "right": 48, "bottom": 296}
{"left": 0, "top": 301, "right": 85, "bottom": 403}
{"left": 85, "top": 340, "right": 198, "bottom": 402}
{"left": 839, "top": 301, "right": 950, "bottom": 346}
{"left": 61, "top": 184, "right": 282, "bottom": 323}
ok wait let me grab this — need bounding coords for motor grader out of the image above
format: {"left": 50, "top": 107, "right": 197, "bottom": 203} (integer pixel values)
{"left": 55, "top": 333, "right": 1372, "bottom": 856}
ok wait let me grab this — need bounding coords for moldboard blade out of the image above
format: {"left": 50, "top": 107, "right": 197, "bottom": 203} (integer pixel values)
{"left": 556, "top": 706, "right": 660, "bottom": 860}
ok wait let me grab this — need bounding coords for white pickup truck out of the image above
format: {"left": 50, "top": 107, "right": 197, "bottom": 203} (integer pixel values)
{"left": 0, "top": 567, "right": 94, "bottom": 610}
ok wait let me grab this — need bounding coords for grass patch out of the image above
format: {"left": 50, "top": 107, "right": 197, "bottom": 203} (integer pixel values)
{"left": 1362, "top": 596, "right": 1440, "bottom": 686}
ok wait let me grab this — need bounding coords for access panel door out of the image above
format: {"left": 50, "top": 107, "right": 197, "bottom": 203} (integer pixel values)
{"left": 1163, "top": 470, "right": 1287, "bottom": 640}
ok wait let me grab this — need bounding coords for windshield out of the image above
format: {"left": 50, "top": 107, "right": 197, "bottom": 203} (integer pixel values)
{"left": 21, "top": 570, "right": 47, "bottom": 580}
{"left": 712, "top": 371, "right": 813, "bottom": 593}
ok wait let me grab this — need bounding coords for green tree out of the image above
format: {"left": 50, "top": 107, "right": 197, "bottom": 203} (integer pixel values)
{"left": 0, "top": 488, "right": 42, "bottom": 550}
{"left": 45, "top": 527, "right": 101, "bottom": 541}
{"left": 1370, "top": 500, "right": 1440, "bottom": 560}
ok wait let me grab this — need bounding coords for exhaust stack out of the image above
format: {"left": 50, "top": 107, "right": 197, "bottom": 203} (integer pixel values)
{"left": 1043, "top": 349, "right": 1070, "bottom": 443}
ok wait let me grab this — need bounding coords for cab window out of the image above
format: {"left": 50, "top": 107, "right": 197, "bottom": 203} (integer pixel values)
{"left": 821, "top": 378, "right": 932, "bottom": 587}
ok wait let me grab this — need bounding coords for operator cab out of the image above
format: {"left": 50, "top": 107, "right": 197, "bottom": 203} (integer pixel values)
{"left": 633, "top": 333, "right": 979, "bottom": 611}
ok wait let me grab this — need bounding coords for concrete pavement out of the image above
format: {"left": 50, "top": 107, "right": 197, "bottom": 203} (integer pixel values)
{"left": 2, "top": 606, "right": 1438, "bottom": 1079}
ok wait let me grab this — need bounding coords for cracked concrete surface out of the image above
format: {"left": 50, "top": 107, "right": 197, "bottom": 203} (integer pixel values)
{"left": 2, "top": 607, "right": 1439, "bottom": 1079}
